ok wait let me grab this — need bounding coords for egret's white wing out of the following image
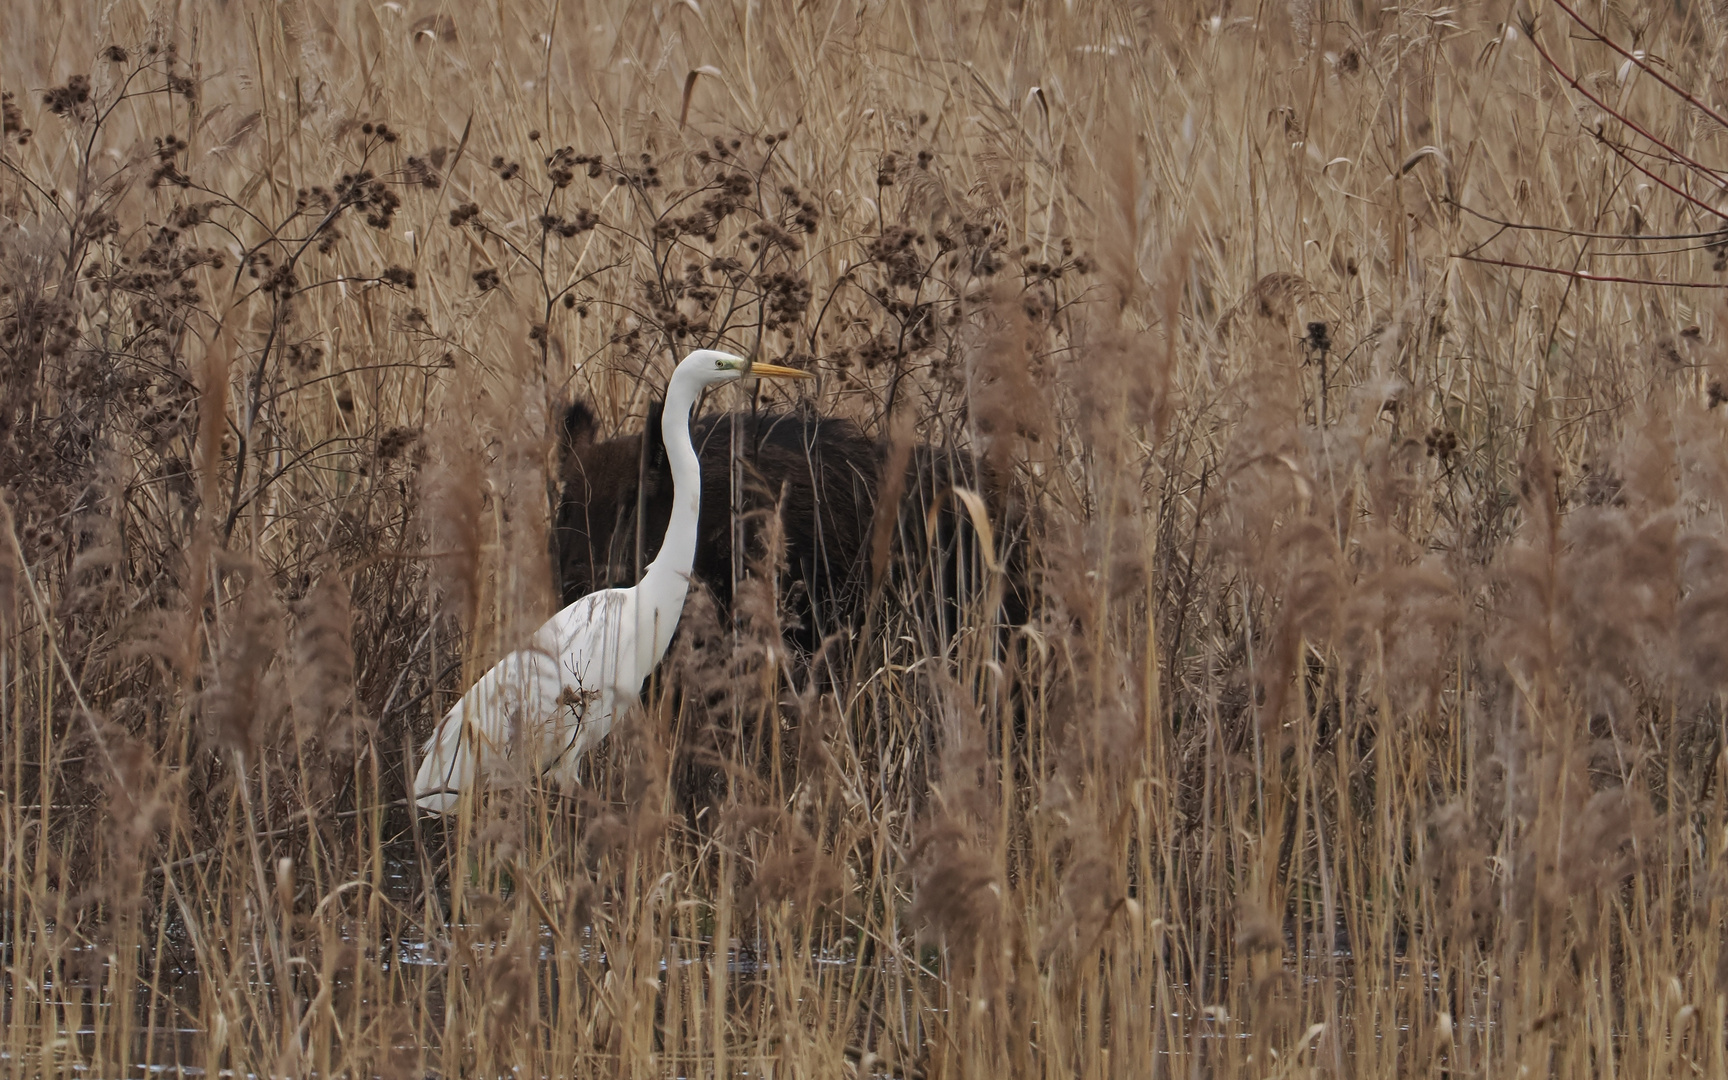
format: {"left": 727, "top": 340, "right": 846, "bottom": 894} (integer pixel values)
{"left": 413, "top": 588, "right": 645, "bottom": 812}
{"left": 533, "top": 588, "right": 646, "bottom": 779}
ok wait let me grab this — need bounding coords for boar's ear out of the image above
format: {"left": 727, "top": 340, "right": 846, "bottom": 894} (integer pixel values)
{"left": 558, "top": 400, "right": 602, "bottom": 477}
{"left": 642, "top": 400, "right": 668, "bottom": 475}
{"left": 562, "top": 399, "right": 601, "bottom": 449}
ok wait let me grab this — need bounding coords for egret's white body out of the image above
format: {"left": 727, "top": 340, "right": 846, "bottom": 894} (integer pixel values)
{"left": 413, "top": 350, "right": 810, "bottom": 813}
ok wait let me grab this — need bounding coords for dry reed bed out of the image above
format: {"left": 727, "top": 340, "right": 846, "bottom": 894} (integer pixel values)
{"left": 3, "top": 0, "right": 1728, "bottom": 1076}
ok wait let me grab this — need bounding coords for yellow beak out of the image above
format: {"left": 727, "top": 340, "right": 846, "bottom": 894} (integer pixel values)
{"left": 746, "top": 361, "right": 814, "bottom": 380}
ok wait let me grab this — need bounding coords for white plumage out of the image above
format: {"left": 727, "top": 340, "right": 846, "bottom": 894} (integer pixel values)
{"left": 412, "top": 589, "right": 639, "bottom": 813}
{"left": 413, "top": 350, "right": 811, "bottom": 813}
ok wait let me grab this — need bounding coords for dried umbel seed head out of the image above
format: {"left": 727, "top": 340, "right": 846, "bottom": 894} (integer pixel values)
{"left": 285, "top": 343, "right": 325, "bottom": 372}
{"left": 295, "top": 186, "right": 334, "bottom": 213}
{"left": 1, "top": 91, "right": 30, "bottom": 145}
{"left": 148, "top": 136, "right": 191, "bottom": 188}
{"left": 331, "top": 169, "right": 401, "bottom": 229}
{"left": 537, "top": 210, "right": 599, "bottom": 238}
{"left": 865, "top": 225, "right": 925, "bottom": 288}
{"left": 403, "top": 155, "right": 442, "bottom": 189}
{"left": 44, "top": 74, "right": 92, "bottom": 118}
{"left": 377, "top": 426, "right": 420, "bottom": 460}
{"left": 755, "top": 269, "right": 811, "bottom": 329}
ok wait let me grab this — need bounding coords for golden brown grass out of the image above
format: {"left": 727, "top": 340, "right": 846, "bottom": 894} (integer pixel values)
{"left": 6, "top": 0, "right": 1728, "bottom": 1076}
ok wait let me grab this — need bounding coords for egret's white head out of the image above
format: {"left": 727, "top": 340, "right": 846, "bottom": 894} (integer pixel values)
{"left": 675, "top": 348, "right": 814, "bottom": 387}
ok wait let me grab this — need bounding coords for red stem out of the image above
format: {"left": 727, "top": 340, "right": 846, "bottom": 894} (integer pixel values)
{"left": 1594, "top": 132, "right": 1728, "bottom": 224}
{"left": 1525, "top": 24, "right": 1728, "bottom": 197}
{"left": 1459, "top": 252, "right": 1728, "bottom": 288}
{"left": 1549, "top": 0, "right": 1728, "bottom": 135}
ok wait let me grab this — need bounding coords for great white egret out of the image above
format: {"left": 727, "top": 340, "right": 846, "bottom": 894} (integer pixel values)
{"left": 413, "top": 350, "right": 812, "bottom": 813}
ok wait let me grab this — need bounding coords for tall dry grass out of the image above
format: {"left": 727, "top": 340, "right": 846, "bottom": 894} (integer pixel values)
{"left": 5, "top": 0, "right": 1728, "bottom": 1075}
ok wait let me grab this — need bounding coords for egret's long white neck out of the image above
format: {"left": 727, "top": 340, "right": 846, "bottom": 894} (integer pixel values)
{"left": 637, "top": 369, "right": 703, "bottom": 649}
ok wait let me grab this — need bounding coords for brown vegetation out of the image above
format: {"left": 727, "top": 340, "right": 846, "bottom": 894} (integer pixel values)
{"left": 5, "top": 0, "right": 1728, "bottom": 1076}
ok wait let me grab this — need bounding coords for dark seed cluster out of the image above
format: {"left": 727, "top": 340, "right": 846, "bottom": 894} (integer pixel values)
{"left": 1708, "top": 229, "right": 1728, "bottom": 272}
{"left": 43, "top": 75, "right": 92, "bottom": 119}
{"left": 286, "top": 343, "right": 326, "bottom": 373}
{"left": 2, "top": 91, "right": 32, "bottom": 145}
{"left": 148, "top": 135, "right": 191, "bottom": 189}
{"left": 332, "top": 170, "right": 402, "bottom": 230}
{"left": 1424, "top": 426, "right": 1458, "bottom": 462}
{"left": 402, "top": 152, "right": 445, "bottom": 190}
{"left": 539, "top": 209, "right": 599, "bottom": 239}
{"left": 376, "top": 425, "right": 420, "bottom": 460}
{"left": 1306, "top": 320, "right": 1332, "bottom": 352}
